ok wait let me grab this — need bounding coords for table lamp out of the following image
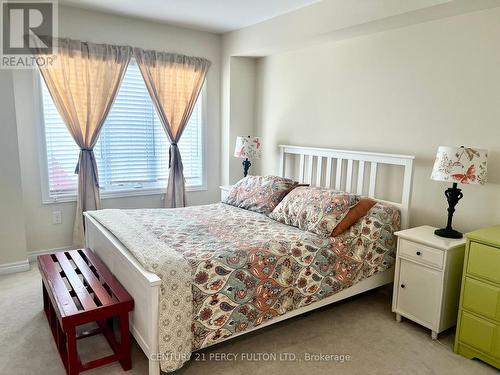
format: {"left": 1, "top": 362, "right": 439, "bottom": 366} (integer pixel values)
{"left": 234, "top": 136, "right": 262, "bottom": 177}
{"left": 431, "top": 146, "right": 488, "bottom": 238}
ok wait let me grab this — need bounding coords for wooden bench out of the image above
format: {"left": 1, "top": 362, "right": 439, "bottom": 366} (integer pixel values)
{"left": 38, "top": 249, "right": 134, "bottom": 375}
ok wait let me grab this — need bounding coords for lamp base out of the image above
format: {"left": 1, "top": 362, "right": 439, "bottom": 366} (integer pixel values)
{"left": 434, "top": 227, "right": 463, "bottom": 239}
{"left": 242, "top": 158, "right": 251, "bottom": 177}
{"left": 435, "top": 182, "right": 464, "bottom": 239}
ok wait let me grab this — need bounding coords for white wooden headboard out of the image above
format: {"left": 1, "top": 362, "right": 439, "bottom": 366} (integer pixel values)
{"left": 279, "top": 145, "right": 415, "bottom": 229}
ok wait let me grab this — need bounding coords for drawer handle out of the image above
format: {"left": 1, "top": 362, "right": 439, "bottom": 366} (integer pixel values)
{"left": 416, "top": 251, "right": 421, "bottom": 256}
{"left": 400, "top": 284, "right": 405, "bottom": 289}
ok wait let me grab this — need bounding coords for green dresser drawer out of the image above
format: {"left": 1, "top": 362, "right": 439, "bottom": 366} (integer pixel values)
{"left": 459, "top": 312, "right": 499, "bottom": 357}
{"left": 463, "top": 277, "right": 500, "bottom": 322}
{"left": 467, "top": 242, "right": 500, "bottom": 284}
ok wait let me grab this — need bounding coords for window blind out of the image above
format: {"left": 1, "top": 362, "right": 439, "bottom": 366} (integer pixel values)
{"left": 41, "top": 59, "right": 203, "bottom": 198}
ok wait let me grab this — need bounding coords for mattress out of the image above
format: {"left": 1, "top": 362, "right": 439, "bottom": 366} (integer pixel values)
{"left": 87, "top": 202, "right": 400, "bottom": 371}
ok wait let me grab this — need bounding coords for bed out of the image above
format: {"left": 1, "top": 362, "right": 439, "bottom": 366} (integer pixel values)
{"left": 84, "top": 145, "right": 414, "bottom": 375}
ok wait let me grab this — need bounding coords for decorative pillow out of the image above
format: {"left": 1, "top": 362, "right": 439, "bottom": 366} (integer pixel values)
{"left": 223, "top": 175, "right": 299, "bottom": 214}
{"left": 331, "top": 197, "right": 377, "bottom": 237}
{"left": 269, "top": 187, "right": 360, "bottom": 237}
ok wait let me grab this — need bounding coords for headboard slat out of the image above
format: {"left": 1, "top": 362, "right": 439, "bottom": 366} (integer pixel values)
{"left": 279, "top": 145, "right": 414, "bottom": 229}
{"left": 369, "top": 162, "right": 378, "bottom": 198}
{"left": 298, "top": 154, "right": 305, "bottom": 182}
{"left": 325, "top": 158, "right": 332, "bottom": 188}
{"left": 357, "top": 161, "right": 365, "bottom": 195}
{"left": 345, "top": 160, "right": 354, "bottom": 192}
{"left": 316, "top": 157, "right": 323, "bottom": 187}
{"left": 335, "top": 159, "right": 343, "bottom": 190}
{"left": 306, "top": 155, "right": 314, "bottom": 185}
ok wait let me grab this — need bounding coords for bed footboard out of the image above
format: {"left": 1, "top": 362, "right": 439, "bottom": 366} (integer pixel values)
{"left": 84, "top": 213, "right": 161, "bottom": 375}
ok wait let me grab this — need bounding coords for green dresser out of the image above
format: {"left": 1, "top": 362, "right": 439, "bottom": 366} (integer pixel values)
{"left": 454, "top": 225, "right": 500, "bottom": 369}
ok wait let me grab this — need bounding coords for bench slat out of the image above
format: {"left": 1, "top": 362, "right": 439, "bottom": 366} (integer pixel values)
{"left": 55, "top": 252, "right": 97, "bottom": 311}
{"left": 68, "top": 250, "right": 114, "bottom": 307}
{"left": 82, "top": 249, "right": 132, "bottom": 303}
{"left": 38, "top": 256, "right": 78, "bottom": 317}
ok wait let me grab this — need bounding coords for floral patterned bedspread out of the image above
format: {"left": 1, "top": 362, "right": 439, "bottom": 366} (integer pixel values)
{"left": 88, "top": 202, "right": 399, "bottom": 372}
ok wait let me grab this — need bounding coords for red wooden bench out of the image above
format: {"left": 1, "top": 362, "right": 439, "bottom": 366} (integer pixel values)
{"left": 38, "top": 249, "right": 134, "bottom": 375}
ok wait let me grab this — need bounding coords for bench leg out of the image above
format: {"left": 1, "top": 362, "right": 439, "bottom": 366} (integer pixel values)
{"left": 67, "top": 326, "right": 79, "bottom": 375}
{"left": 56, "top": 319, "right": 66, "bottom": 354}
{"left": 119, "top": 313, "right": 131, "bottom": 371}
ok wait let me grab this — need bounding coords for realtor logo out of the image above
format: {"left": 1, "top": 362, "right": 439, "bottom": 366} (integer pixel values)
{"left": 1, "top": 0, "right": 57, "bottom": 69}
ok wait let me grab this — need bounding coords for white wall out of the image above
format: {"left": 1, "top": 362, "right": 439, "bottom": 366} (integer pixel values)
{"left": 220, "top": 0, "right": 500, "bottom": 186}
{"left": 0, "top": 71, "right": 28, "bottom": 265}
{"left": 254, "top": 7, "right": 500, "bottom": 232}
{"left": 8, "top": 5, "right": 222, "bottom": 256}
{"left": 228, "top": 57, "right": 259, "bottom": 181}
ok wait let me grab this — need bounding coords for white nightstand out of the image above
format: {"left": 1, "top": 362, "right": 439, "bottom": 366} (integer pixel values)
{"left": 219, "top": 185, "right": 233, "bottom": 201}
{"left": 392, "top": 225, "right": 466, "bottom": 339}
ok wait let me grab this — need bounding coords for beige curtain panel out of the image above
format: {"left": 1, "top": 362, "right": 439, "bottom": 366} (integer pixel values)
{"left": 38, "top": 38, "right": 132, "bottom": 246}
{"left": 134, "top": 49, "right": 211, "bottom": 208}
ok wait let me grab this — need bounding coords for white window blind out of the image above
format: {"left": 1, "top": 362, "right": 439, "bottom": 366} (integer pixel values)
{"left": 41, "top": 59, "right": 204, "bottom": 199}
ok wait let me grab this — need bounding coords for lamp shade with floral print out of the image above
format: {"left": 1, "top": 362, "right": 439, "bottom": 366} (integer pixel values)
{"left": 431, "top": 146, "right": 488, "bottom": 185}
{"left": 234, "top": 136, "right": 262, "bottom": 160}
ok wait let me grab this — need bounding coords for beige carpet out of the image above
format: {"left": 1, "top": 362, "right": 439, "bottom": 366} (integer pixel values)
{"left": 0, "top": 266, "right": 496, "bottom": 375}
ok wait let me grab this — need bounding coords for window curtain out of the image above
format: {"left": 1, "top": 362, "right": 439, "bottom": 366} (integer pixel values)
{"left": 133, "top": 49, "right": 211, "bottom": 208}
{"left": 37, "top": 38, "right": 132, "bottom": 246}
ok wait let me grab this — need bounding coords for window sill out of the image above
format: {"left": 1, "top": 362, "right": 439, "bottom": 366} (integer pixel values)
{"left": 42, "top": 185, "right": 208, "bottom": 205}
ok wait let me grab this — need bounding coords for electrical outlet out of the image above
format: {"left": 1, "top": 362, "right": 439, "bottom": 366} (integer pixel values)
{"left": 52, "top": 210, "right": 62, "bottom": 225}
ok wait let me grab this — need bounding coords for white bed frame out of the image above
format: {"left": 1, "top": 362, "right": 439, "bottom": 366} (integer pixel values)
{"left": 84, "top": 145, "right": 414, "bottom": 375}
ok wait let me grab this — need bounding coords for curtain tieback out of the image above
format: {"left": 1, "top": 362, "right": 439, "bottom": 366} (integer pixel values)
{"left": 168, "top": 143, "right": 178, "bottom": 169}
{"left": 75, "top": 148, "right": 100, "bottom": 188}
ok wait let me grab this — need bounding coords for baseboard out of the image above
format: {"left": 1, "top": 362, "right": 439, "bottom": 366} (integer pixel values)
{"left": 0, "top": 246, "right": 72, "bottom": 276}
{"left": 27, "top": 246, "right": 73, "bottom": 262}
{"left": 0, "top": 259, "right": 30, "bottom": 275}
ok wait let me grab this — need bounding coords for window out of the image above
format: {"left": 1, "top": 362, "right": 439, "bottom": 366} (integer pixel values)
{"left": 40, "top": 59, "right": 205, "bottom": 201}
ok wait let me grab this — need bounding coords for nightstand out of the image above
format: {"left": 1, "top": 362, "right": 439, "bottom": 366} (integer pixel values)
{"left": 219, "top": 185, "right": 233, "bottom": 201}
{"left": 392, "top": 225, "right": 466, "bottom": 339}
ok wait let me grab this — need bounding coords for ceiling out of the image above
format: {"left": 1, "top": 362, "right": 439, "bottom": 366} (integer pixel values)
{"left": 60, "top": 0, "right": 322, "bottom": 33}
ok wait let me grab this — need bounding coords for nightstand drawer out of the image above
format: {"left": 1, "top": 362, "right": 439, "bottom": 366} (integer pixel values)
{"left": 462, "top": 277, "right": 500, "bottom": 322}
{"left": 399, "top": 239, "right": 444, "bottom": 269}
{"left": 468, "top": 242, "right": 500, "bottom": 284}
{"left": 459, "top": 311, "right": 500, "bottom": 358}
